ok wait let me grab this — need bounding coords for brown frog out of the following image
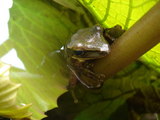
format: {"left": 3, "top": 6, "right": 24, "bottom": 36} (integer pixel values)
{"left": 65, "top": 25, "right": 125, "bottom": 88}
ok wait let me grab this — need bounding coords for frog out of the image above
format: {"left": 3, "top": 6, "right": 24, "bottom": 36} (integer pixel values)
{"left": 65, "top": 25, "right": 125, "bottom": 89}
{"left": 65, "top": 25, "right": 107, "bottom": 89}
{"left": 63, "top": 25, "right": 125, "bottom": 103}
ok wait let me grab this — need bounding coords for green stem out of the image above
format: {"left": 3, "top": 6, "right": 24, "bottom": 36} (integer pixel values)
{"left": 94, "top": 2, "right": 160, "bottom": 79}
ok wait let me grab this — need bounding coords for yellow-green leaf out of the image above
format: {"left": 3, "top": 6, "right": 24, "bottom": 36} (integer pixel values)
{"left": 78, "top": 0, "right": 160, "bottom": 72}
{"left": 79, "top": 0, "right": 158, "bottom": 29}
{"left": 140, "top": 44, "right": 160, "bottom": 72}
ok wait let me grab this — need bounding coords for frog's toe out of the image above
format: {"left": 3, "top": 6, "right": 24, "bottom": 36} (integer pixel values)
{"left": 95, "top": 83, "right": 102, "bottom": 88}
{"left": 98, "top": 74, "right": 106, "bottom": 79}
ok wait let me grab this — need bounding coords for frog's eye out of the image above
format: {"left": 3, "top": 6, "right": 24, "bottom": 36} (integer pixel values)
{"left": 74, "top": 51, "right": 84, "bottom": 56}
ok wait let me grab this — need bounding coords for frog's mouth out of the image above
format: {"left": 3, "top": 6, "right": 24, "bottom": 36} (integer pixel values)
{"left": 71, "top": 50, "right": 108, "bottom": 60}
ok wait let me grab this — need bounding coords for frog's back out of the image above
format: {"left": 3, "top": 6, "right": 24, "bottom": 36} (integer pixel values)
{"left": 67, "top": 25, "right": 110, "bottom": 52}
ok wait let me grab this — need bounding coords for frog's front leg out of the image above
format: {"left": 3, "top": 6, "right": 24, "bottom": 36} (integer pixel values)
{"left": 83, "top": 61, "right": 105, "bottom": 79}
{"left": 82, "top": 67, "right": 105, "bottom": 81}
{"left": 77, "top": 62, "right": 105, "bottom": 88}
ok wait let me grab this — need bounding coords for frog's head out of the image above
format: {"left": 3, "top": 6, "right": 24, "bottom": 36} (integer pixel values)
{"left": 67, "top": 25, "right": 110, "bottom": 61}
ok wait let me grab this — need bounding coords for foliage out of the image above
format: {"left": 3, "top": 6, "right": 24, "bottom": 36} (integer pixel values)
{"left": 0, "top": 0, "right": 160, "bottom": 120}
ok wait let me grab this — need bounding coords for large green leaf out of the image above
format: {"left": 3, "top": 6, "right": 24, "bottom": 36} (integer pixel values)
{"left": 8, "top": 0, "right": 83, "bottom": 119}
{"left": 9, "top": 0, "right": 77, "bottom": 73}
{"left": 79, "top": 0, "right": 158, "bottom": 28}
{"left": 78, "top": 0, "right": 160, "bottom": 72}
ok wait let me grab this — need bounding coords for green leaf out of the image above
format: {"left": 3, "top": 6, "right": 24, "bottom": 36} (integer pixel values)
{"left": 0, "top": 62, "right": 32, "bottom": 119}
{"left": 140, "top": 44, "right": 160, "bottom": 72}
{"left": 74, "top": 94, "right": 131, "bottom": 120}
{"left": 8, "top": 0, "right": 82, "bottom": 119}
{"left": 78, "top": 0, "right": 160, "bottom": 73}
{"left": 101, "top": 63, "right": 158, "bottom": 100}
{"left": 79, "top": 0, "right": 158, "bottom": 29}
{"left": 10, "top": 68, "right": 68, "bottom": 120}
{"left": 9, "top": 0, "right": 77, "bottom": 73}
{"left": 74, "top": 63, "right": 159, "bottom": 120}
{"left": 53, "top": 0, "right": 84, "bottom": 13}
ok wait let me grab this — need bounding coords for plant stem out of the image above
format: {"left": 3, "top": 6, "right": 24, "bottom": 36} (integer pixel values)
{"left": 94, "top": 2, "right": 160, "bottom": 79}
